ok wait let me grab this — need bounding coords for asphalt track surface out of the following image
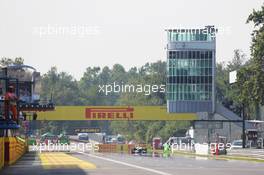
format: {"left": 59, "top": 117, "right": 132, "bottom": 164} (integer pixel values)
{"left": 1, "top": 151, "right": 264, "bottom": 175}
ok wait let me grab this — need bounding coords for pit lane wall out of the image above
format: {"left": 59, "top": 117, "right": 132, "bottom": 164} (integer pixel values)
{"left": 0, "top": 137, "right": 28, "bottom": 169}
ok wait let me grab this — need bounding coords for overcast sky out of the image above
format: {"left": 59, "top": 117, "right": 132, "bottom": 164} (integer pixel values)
{"left": 0, "top": 0, "right": 263, "bottom": 80}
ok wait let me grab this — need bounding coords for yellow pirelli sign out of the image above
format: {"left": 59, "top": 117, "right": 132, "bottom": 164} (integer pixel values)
{"left": 36, "top": 106, "right": 197, "bottom": 121}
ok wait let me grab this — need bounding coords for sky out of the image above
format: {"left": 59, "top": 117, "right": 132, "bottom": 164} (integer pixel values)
{"left": 0, "top": 0, "right": 263, "bottom": 80}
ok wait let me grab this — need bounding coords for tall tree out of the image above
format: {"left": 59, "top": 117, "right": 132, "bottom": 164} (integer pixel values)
{"left": 237, "top": 5, "right": 264, "bottom": 120}
{"left": 247, "top": 5, "right": 264, "bottom": 105}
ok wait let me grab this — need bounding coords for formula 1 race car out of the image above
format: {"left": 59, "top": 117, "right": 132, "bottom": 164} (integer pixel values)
{"left": 131, "top": 146, "right": 147, "bottom": 154}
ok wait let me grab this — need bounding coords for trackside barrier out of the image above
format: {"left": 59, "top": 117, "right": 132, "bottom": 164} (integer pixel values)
{"left": 98, "top": 144, "right": 150, "bottom": 153}
{"left": 98, "top": 144, "right": 117, "bottom": 153}
{"left": 116, "top": 144, "right": 129, "bottom": 153}
{"left": 0, "top": 137, "right": 4, "bottom": 169}
{"left": 4, "top": 137, "right": 28, "bottom": 165}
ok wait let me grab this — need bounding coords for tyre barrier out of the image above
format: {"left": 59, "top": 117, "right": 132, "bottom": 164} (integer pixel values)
{"left": 4, "top": 137, "right": 28, "bottom": 166}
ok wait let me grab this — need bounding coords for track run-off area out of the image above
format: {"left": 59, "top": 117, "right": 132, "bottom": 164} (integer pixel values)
{"left": 1, "top": 149, "right": 264, "bottom": 175}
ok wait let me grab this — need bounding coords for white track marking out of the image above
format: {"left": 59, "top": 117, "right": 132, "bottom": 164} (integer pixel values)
{"left": 78, "top": 152, "right": 173, "bottom": 175}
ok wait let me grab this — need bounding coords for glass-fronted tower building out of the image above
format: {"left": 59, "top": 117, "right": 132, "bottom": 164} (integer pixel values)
{"left": 166, "top": 26, "right": 216, "bottom": 113}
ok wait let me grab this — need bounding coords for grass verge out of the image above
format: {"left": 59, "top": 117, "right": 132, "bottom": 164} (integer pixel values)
{"left": 171, "top": 150, "right": 264, "bottom": 163}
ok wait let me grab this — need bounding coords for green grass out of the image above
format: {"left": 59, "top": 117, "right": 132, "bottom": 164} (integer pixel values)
{"left": 171, "top": 150, "right": 264, "bottom": 163}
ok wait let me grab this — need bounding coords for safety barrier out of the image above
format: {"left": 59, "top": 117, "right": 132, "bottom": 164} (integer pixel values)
{"left": 98, "top": 144, "right": 117, "bottom": 152}
{"left": 4, "top": 137, "right": 28, "bottom": 165}
{"left": 0, "top": 137, "right": 4, "bottom": 169}
{"left": 98, "top": 144, "right": 150, "bottom": 153}
{"left": 116, "top": 144, "right": 129, "bottom": 153}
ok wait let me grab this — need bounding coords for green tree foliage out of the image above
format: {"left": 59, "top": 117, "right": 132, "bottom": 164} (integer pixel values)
{"left": 41, "top": 67, "right": 80, "bottom": 105}
{"left": 234, "top": 5, "right": 264, "bottom": 120}
{"left": 0, "top": 57, "right": 24, "bottom": 66}
{"left": 216, "top": 50, "right": 246, "bottom": 116}
{"left": 246, "top": 5, "right": 264, "bottom": 106}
